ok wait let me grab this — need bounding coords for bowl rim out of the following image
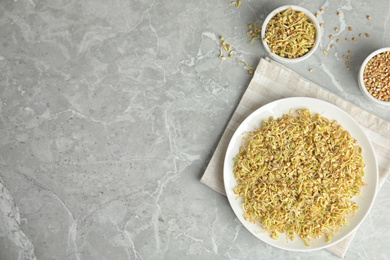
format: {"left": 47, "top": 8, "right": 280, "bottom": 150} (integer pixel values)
{"left": 261, "top": 5, "right": 321, "bottom": 63}
{"left": 358, "top": 47, "right": 390, "bottom": 106}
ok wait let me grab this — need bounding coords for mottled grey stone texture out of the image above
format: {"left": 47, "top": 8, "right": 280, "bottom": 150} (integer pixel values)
{"left": 0, "top": 0, "right": 389, "bottom": 259}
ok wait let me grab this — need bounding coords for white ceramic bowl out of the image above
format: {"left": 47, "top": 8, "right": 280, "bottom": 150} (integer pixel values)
{"left": 358, "top": 47, "right": 390, "bottom": 106}
{"left": 261, "top": 5, "right": 321, "bottom": 63}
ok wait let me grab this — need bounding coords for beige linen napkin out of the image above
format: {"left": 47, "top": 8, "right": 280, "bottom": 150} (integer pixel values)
{"left": 200, "top": 58, "right": 390, "bottom": 259}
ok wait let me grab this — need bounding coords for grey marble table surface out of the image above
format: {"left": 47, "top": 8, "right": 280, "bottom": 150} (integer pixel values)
{"left": 0, "top": 0, "right": 389, "bottom": 259}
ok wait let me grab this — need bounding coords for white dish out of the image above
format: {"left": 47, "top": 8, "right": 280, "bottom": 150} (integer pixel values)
{"left": 358, "top": 47, "right": 390, "bottom": 106}
{"left": 261, "top": 5, "right": 321, "bottom": 63}
{"left": 223, "top": 97, "right": 378, "bottom": 251}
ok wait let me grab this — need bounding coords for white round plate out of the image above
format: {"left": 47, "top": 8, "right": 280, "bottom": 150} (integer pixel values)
{"left": 223, "top": 97, "right": 378, "bottom": 251}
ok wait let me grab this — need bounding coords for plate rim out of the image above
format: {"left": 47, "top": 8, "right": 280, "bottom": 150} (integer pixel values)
{"left": 223, "top": 97, "right": 379, "bottom": 251}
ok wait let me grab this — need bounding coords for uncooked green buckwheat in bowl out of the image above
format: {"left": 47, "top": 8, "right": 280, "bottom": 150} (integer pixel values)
{"left": 261, "top": 5, "right": 320, "bottom": 63}
{"left": 358, "top": 47, "right": 390, "bottom": 106}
